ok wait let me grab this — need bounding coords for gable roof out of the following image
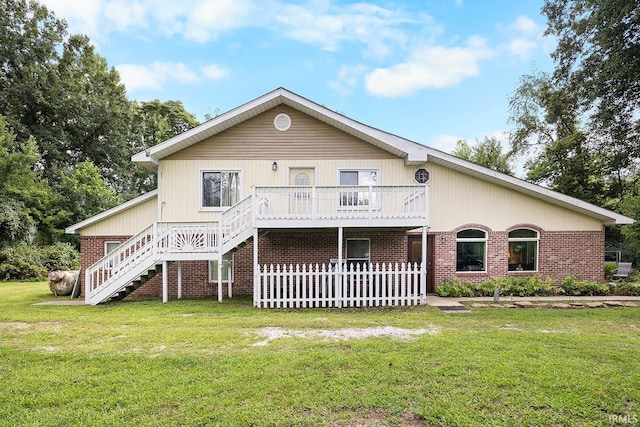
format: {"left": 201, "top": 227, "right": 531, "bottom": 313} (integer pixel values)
{"left": 132, "top": 87, "right": 428, "bottom": 171}
{"left": 130, "top": 87, "right": 632, "bottom": 226}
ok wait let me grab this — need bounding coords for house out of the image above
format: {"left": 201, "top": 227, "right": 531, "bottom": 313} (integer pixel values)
{"left": 66, "top": 87, "right": 634, "bottom": 307}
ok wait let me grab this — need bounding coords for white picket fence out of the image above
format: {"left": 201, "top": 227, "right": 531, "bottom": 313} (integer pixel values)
{"left": 254, "top": 262, "right": 426, "bottom": 308}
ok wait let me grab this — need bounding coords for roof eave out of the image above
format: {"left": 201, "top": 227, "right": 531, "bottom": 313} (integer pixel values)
{"left": 425, "top": 148, "right": 635, "bottom": 226}
{"left": 65, "top": 190, "right": 158, "bottom": 234}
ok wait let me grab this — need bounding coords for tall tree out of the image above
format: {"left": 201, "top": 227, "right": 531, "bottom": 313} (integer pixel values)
{"left": 0, "top": 116, "right": 51, "bottom": 246}
{"left": 508, "top": 72, "right": 610, "bottom": 205}
{"left": 452, "top": 137, "right": 514, "bottom": 176}
{"left": 0, "top": 0, "right": 132, "bottom": 190}
{"left": 541, "top": 0, "right": 640, "bottom": 201}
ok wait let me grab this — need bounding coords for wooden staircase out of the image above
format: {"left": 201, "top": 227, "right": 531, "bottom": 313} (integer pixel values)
{"left": 106, "top": 264, "right": 163, "bottom": 303}
{"left": 85, "top": 195, "right": 256, "bottom": 305}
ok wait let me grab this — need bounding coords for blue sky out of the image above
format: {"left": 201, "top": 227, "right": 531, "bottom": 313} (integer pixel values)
{"left": 41, "top": 0, "right": 555, "bottom": 156}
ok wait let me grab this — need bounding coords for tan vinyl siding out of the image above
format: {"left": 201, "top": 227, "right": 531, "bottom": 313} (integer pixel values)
{"left": 166, "top": 106, "right": 397, "bottom": 161}
{"left": 427, "top": 163, "right": 602, "bottom": 231}
{"left": 160, "top": 159, "right": 414, "bottom": 221}
{"left": 80, "top": 197, "right": 158, "bottom": 236}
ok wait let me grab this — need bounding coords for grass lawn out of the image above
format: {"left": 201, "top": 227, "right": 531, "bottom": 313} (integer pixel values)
{"left": 1, "top": 282, "right": 639, "bottom": 426}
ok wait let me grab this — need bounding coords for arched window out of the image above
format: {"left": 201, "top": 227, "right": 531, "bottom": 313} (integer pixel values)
{"left": 294, "top": 173, "right": 310, "bottom": 199}
{"left": 456, "top": 228, "right": 487, "bottom": 272}
{"left": 508, "top": 229, "right": 539, "bottom": 271}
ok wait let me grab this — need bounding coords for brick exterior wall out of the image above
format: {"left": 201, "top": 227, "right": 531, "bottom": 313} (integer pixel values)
{"left": 431, "top": 226, "right": 604, "bottom": 285}
{"left": 81, "top": 226, "right": 604, "bottom": 301}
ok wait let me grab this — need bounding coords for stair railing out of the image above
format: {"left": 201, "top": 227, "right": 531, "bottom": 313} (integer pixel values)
{"left": 84, "top": 223, "right": 158, "bottom": 304}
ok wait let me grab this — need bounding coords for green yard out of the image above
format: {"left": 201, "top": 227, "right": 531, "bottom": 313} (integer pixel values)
{"left": 1, "top": 282, "right": 638, "bottom": 426}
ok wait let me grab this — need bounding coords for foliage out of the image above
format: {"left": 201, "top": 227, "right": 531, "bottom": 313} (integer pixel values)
{"left": 510, "top": 0, "right": 640, "bottom": 264}
{"left": 56, "top": 160, "right": 123, "bottom": 225}
{"left": 0, "top": 1, "right": 202, "bottom": 244}
{"left": 40, "top": 242, "right": 80, "bottom": 272}
{"left": 0, "top": 243, "right": 79, "bottom": 281}
{"left": 542, "top": 0, "right": 640, "bottom": 168}
{"left": 0, "top": 116, "right": 52, "bottom": 245}
{"left": 508, "top": 72, "right": 610, "bottom": 206}
{"left": 609, "top": 282, "right": 640, "bottom": 297}
{"left": 436, "top": 275, "right": 554, "bottom": 297}
{"left": 559, "top": 274, "right": 611, "bottom": 296}
{"left": 451, "top": 137, "right": 514, "bottom": 175}
{"left": 0, "top": 0, "right": 133, "bottom": 189}
{"left": 0, "top": 246, "right": 48, "bottom": 280}
{"left": 604, "top": 262, "right": 619, "bottom": 280}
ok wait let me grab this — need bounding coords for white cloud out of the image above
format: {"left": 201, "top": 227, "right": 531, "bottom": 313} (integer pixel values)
{"left": 508, "top": 38, "right": 538, "bottom": 61}
{"left": 201, "top": 64, "right": 230, "bottom": 80}
{"left": 274, "top": 2, "right": 433, "bottom": 58}
{"left": 116, "top": 62, "right": 200, "bottom": 91}
{"left": 510, "top": 15, "right": 541, "bottom": 36}
{"left": 429, "top": 134, "right": 463, "bottom": 153}
{"left": 365, "top": 36, "right": 494, "bottom": 97}
{"left": 501, "top": 15, "right": 545, "bottom": 61}
{"left": 184, "top": 0, "right": 255, "bottom": 42}
{"left": 40, "top": 0, "right": 103, "bottom": 40}
{"left": 329, "top": 64, "right": 368, "bottom": 96}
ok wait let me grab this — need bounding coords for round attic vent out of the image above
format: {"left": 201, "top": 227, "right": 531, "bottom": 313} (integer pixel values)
{"left": 274, "top": 113, "right": 291, "bottom": 131}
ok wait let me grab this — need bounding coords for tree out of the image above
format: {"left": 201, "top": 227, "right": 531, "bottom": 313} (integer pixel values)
{"left": 540, "top": 0, "right": 640, "bottom": 201}
{"left": 0, "top": 116, "right": 50, "bottom": 246}
{"left": 57, "top": 160, "right": 123, "bottom": 226}
{"left": 0, "top": 0, "right": 133, "bottom": 190}
{"left": 452, "top": 137, "right": 514, "bottom": 175}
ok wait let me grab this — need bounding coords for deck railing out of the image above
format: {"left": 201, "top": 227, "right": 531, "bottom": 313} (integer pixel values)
{"left": 252, "top": 185, "right": 427, "bottom": 224}
{"left": 255, "top": 262, "right": 426, "bottom": 308}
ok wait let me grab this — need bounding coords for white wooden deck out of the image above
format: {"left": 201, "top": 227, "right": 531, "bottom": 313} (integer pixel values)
{"left": 85, "top": 185, "right": 429, "bottom": 305}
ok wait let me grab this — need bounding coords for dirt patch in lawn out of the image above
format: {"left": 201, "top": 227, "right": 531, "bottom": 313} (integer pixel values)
{"left": 253, "top": 325, "right": 439, "bottom": 346}
{"left": 330, "top": 410, "right": 427, "bottom": 426}
{"left": 0, "top": 321, "right": 65, "bottom": 333}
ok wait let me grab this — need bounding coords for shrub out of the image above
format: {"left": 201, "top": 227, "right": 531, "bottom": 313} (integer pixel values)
{"left": 604, "top": 263, "right": 618, "bottom": 280}
{"left": 492, "top": 275, "right": 554, "bottom": 297}
{"left": 41, "top": 242, "right": 80, "bottom": 271}
{"left": 609, "top": 282, "right": 640, "bottom": 296}
{"left": 0, "top": 245, "right": 48, "bottom": 280}
{"left": 560, "top": 274, "right": 611, "bottom": 296}
{"left": 0, "top": 243, "right": 80, "bottom": 281}
{"left": 437, "top": 275, "right": 554, "bottom": 298}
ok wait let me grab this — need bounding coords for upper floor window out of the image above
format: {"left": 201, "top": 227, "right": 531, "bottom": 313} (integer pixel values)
{"left": 508, "top": 228, "right": 539, "bottom": 272}
{"left": 294, "top": 173, "right": 311, "bottom": 199}
{"left": 456, "top": 228, "right": 486, "bottom": 272}
{"left": 339, "top": 169, "right": 379, "bottom": 207}
{"left": 201, "top": 171, "right": 240, "bottom": 209}
{"left": 414, "top": 168, "right": 431, "bottom": 184}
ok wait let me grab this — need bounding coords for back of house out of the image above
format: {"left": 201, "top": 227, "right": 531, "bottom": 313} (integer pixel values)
{"left": 66, "top": 88, "right": 634, "bottom": 306}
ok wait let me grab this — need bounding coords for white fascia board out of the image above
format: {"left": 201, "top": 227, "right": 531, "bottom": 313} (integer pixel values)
{"left": 65, "top": 190, "right": 158, "bottom": 234}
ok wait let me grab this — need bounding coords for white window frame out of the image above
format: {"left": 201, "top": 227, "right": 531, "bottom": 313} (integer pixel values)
{"left": 456, "top": 229, "right": 487, "bottom": 272}
{"left": 199, "top": 169, "right": 242, "bottom": 211}
{"left": 208, "top": 254, "right": 234, "bottom": 282}
{"left": 294, "top": 172, "right": 311, "bottom": 199}
{"left": 508, "top": 228, "right": 539, "bottom": 272}
{"left": 346, "top": 238, "right": 371, "bottom": 268}
{"left": 105, "top": 241, "right": 121, "bottom": 269}
{"left": 337, "top": 168, "right": 380, "bottom": 209}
